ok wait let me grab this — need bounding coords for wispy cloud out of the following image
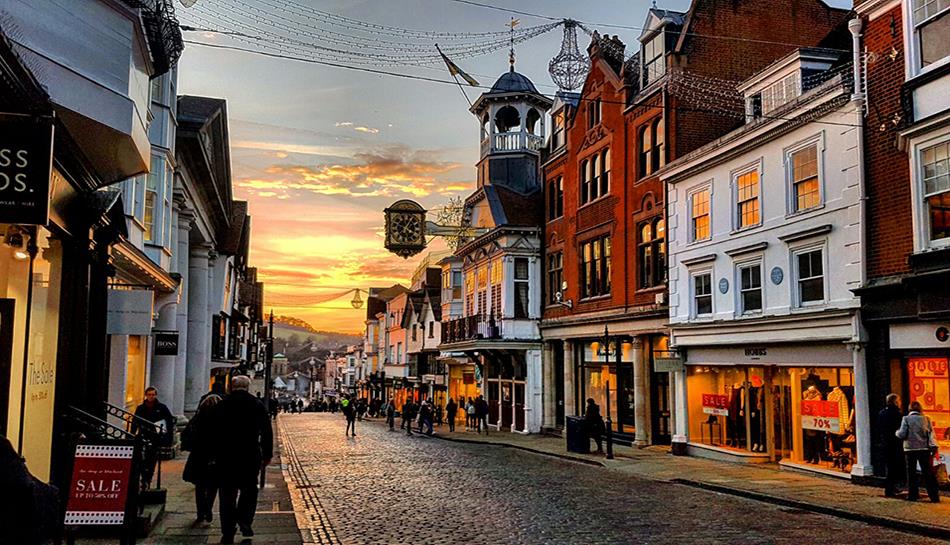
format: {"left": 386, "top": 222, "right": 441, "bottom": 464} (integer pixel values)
{"left": 336, "top": 121, "right": 380, "bottom": 134}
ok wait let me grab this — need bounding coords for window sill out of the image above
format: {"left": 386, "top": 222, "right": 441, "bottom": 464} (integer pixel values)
{"left": 730, "top": 224, "right": 762, "bottom": 236}
{"left": 577, "top": 194, "right": 611, "bottom": 211}
{"left": 578, "top": 295, "right": 612, "bottom": 303}
{"left": 635, "top": 285, "right": 666, "bottom": 294}
{"left": 785, "top": 203, "right": 825, "bottom": 220}
{"left": 908, "top": 55, "right": 950, "bottom": 87}
{"left": 791, "top": 301, "right": 826, "bottom": 312}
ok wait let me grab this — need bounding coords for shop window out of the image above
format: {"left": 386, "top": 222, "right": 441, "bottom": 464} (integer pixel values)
{"left": 734, "top": 168, "right": 761, "bottom": 230}
{"left": 514, "top": 257, "right": 529, "bottom": 318}
{"left": 738, "top": 263, "right": 763, "bottom": 314}
{"left": 638, "top": 217, "right": 666, "bottom": 289}
{"left": 921, "top": 140, "right": 950, "bottom": 244}
{"left": 789, "top": 143, "right": 821, "bottom": 213}
{"left": 795, "top": 248, "right": 825, "bottom": 305}
{"left": 912, "top": 0, "right": 950, "bottom": 69}
{"left": 692, "top": 272, "right": 712, "bottom": 317}
{"left": 580, "top": 235, "right": 611, "bottom": 299}
{"left": 908, "top": 357, "right": 950, "bottom": 451}
{"left": 547, "top": 251, "right": 564, "bottom": 305}
{"left": 689, "top": 186, "right": 711, "bottom": 242}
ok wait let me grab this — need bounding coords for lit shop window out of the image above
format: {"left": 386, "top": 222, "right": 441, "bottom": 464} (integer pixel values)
{"left": 908, "top": 357, "right": 950, "bottom": 450}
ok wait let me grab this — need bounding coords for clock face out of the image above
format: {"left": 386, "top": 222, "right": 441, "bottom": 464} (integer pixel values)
{"left": 391, "top": 213, "right": 422, "bottom": 244}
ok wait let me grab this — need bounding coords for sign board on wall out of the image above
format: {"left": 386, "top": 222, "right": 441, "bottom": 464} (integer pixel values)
{"left": 702, "top": 394, "right": 729, "bottom": 416}
{"left": 0, "top": 113, "right": 54, "bottom": 225}
{"left": 801, "top": 400, "right": 841, "bottom": 432}
{"left": 64, "top": 443, "right": 135, "bottom": 526}
{"left": 654, "top": 357, "right": 684, "bottom": 372}
{"left": 106, "top": 289, "right": 154, "bottom": 335}
{"left": 153, "top": 332, "right": 179, "bottom": 356}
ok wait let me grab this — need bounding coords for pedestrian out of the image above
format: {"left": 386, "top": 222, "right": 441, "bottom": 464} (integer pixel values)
{"left": 343, "top": 395, "right": 357, "bottom": 437}
{"left": 878, "top": 393, "right": 906, "bottom": 497}
{"left": 208, "top": 375, "right": 273, "bottom": 543}
{"left": 586, "top": 398, "right": 606, "bottom": 454}
{"left": 132, "top": 386, "right": 174, "bottom": 490}
{"left": 182, "top": 394, "right": 221, "bottom": 524}
{"left": 446, "top": 398, "right": 458, "bottom": 432}
{"left": 0, "top": 435, "right": 59, "bottom": 545}
{"left": 269, "top": 396, "right": 279, "bottom": 421}
{"left": 419, "top": 400, "right": 433, "bottom": 435}
{"left": 476, "top": 395, "right": 489, "bottom": 435}
{"left": 386, "top": 400, "right": 396, "bottom": 431}
{"left": 466, "top": 398, "right": 475, "bottom": 431}
{"left": 402, "top": 399, "right": 415, "bottom": 436}
{"left": 296, "top": 398, "right": 304, "bottom": 414}
{"left": 896, "top": 400, "right": 940, "bottom": 503}
{"left": 357, "top": 398, "right": 367, "bottom": 421}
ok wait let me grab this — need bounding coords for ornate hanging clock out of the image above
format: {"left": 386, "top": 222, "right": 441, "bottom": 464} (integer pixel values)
{"left": 384, "top": 199, "right": 427, "bottom": 258}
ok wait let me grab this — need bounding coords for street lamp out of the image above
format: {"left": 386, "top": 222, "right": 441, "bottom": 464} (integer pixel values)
{"left": 602, "top": 325, "right": 614, "bottom": 460}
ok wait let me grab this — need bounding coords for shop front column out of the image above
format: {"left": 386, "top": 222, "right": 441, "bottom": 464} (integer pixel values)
{"left": 671, "top": 367, "right": 688, "bottom": 455}
{"left": 184, "top": 246, "right": 211, "bottom": 414}
{"left": 632, "top": 336, "right": 650, "bottom": 447}
{"left": 563, "top": 342, "right": 575, "bottom": 417}
{"left": 526, "top": 348, "right": 542, "bottom": 433}
{"left": 172, "top": 210, "right": 192, "bottom": 418}
{"left": 849, "top": 341, "right": 874, "bottom": 478}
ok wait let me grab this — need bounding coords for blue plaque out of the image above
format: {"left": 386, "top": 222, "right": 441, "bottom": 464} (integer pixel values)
{"left": 770, "top": 267, "right": 784, "bottom": 285}
{"left": 719, "top": 278, "right": 729, "bottom": 294}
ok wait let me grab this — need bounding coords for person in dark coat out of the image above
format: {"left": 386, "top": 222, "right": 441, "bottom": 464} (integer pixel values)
{"left": 476, "top": 395, "right": 489, "bottom": 435}
{"left": 208, "top": 376, "right": 273, "bottom": 543}
{"left": 878, "top": 393, "right": 906, "bottom": 497}
{"left": 386, "top": 401, "right": 396, "bottom": 431}
{"left": 445, "top": 398, "right": 458, "bottom": 432}
{"left": 183, "top": 394, "right": 221, "bottom": 523}
{"left": 0, "top": 435, "right": 59, "bottom": 545}
{"left": 586, "top": 398, "right": 606, "bottom": 454}
{"left": 402, "top": 400, "right": 416, "bottom": 436}
{"left": 132, "top": 386, "right": 174, "bottom": 489}
{"left": 342, "top": 394, "right": 357, "bottom": 437}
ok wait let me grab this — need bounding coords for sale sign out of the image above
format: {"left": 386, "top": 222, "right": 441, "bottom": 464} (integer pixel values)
{"left": 801, "top": 400, "right": 840, "bottom": 433}
{"left": 702, "top": 394, "right": 729, "bottom": 416}
{"left": 64, "top": 444, "right": 134, "bottom": 526}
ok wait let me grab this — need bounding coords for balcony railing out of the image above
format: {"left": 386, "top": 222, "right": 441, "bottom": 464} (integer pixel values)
{"left": 441, "top": 314, "right": 501, "bottom": 344}
{"left": 482, "top": 132, "right": 545, "bottom": 155}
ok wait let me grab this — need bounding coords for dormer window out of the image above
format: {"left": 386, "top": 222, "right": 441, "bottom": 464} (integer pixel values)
{"left": 642, "top": 31, "right": 666, "bottom": 87}
{"left": 552, "top": 109, "right": 565, "bottom": 149}
{"left": 760, "top": 72, "right": 800, "bottom": 115}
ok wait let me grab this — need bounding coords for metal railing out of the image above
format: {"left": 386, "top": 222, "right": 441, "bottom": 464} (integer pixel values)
{"left": 441, "top": 314, "right": 500, "bottom": 343}
{"left": 103, "top": 402, "right": 167, "bottom": 489}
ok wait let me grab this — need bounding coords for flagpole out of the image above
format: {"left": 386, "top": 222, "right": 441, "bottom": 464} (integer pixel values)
{"left": 436, "top": 43, "right": 474, "bottom": 107}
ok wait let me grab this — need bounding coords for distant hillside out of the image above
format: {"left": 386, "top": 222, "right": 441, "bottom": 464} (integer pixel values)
{"left": 271, "top": 316, "right": 360, "bottom": 350}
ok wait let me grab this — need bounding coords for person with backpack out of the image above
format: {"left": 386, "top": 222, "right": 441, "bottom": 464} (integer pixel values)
{"left": 182, "top": 394, "right": 221, "bottom": 523}
{"left": 341, "top": 394, "right": 357, "bottom": 437}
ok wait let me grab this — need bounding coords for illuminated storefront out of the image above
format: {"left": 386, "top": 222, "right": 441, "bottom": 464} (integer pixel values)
{"left": 679, "top": 343, "right": 862, "bottom": 477}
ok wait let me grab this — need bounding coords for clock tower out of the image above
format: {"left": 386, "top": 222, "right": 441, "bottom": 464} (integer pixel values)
{"left": 471, "top": 67, "right": 553, "bottom": 194}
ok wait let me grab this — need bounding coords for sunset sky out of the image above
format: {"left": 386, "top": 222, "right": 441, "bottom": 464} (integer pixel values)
{"left": 175, "top": 0, "right": 847, "bottom": 334}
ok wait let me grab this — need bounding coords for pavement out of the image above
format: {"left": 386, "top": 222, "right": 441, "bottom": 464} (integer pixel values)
{"left": 75, "top": 422, "right": 304, "bottom": 545}
{"left": 432, "top": 421, "right": 950, "bottom": 541}
{"left": 276, "top": 413, "right": 948, "bottom": 544}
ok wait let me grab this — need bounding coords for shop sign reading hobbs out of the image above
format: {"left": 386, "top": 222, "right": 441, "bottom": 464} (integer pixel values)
{"left": 0, "top": 113, "right": 54, "bottom": 225}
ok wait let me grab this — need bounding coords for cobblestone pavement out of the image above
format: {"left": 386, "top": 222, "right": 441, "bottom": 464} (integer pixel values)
{"left": 279, "top": 414, "right": 943, "bottom": 545}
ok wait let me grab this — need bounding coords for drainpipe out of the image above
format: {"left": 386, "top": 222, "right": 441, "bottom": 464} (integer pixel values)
{"left": 848, "top": 16, "right": 874, "bottom": 479}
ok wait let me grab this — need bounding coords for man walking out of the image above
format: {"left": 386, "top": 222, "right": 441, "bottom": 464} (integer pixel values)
{"left": 445, "top": 398, "right": 458, "bottom": 432}
{"left": 402, "top": 399, "right": 416, "bottom": 436}
{"left": 132, "top": 386, "right": 174, "bottom": 490}
{"left": 476, "top": 395, "right": 489, "bottom": 435}
{"left": 878, "top": 393, "right": 905, "bottom": 497}
{"left": 209, "top": 375, "right": 273, "bottom": 543}
{"left": 343, "top": 394, "right": 357, "bottom": 437}
{"left": 386, "top": 400, "right": 396, "bottom": 431}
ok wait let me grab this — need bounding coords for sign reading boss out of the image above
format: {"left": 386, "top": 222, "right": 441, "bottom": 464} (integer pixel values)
{"left": 0, "top": 113, "right": 54, "bottom": 225}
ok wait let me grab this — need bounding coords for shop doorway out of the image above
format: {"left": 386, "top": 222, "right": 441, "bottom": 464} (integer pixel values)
{"left": 651, "top": 370, "right": 671, "bottom": 444}
{"left": 553, "top": 343, "right": 565, "bottom": 428}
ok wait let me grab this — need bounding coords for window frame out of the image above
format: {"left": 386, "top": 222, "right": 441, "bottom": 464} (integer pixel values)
{"left": 911, "top": 132, "right": 950, "bottom": 251}
{"left": 687, "top": 183, "right": 713, "bottom": 243}
{"left": 641, "top": 30, "right": 666, "bottom": 88}
{"left": 144, "top": 155, "right": 161, "bottom": 242}
{"left": 579, "top": 235, "right": 612, "bottom": 299}
{"left": 547, "top": 251, "right": 564, "bottom": 306}
{"left": 690, "top": 269, "right": 714, "bottom": 318}
{"left": 637, "top": 216, "right": 666, "bottom": 290}
{"left": 548, "top": 176, "right": 564, "bottom": 221}
{"left": 791, "top": 244, "right": 827, "bottom": 308}
{"left": 580, "top": 148, "right": 611, "bottom": 205}
{"left": 906, "top": 0, "right": 950, "bottom": 75}
{"left": 731, "top": 160, "right": 763, "bottom": 232}
{"left": 784, "top": 134, "right": 825, "bottom": 216}
{"left": 735, "top": 259, "right": 764, "bottom": 316}
{"left": 513, "top": 257, "right": 530, "bottom": 318}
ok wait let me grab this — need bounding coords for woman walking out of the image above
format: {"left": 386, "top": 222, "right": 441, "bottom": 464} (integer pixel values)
{"left": 896, "top": 400, "right": 941, "bottom": 502}
{"left": 182, "top": 393, "right": 221, "bottom": 523}
{"left": 466, "top": 397, "right": 475, "bottom": 431}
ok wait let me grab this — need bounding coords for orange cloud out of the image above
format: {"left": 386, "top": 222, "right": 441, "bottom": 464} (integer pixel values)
{"left": 237, "top": 146, "right": 467, "bottom": 198}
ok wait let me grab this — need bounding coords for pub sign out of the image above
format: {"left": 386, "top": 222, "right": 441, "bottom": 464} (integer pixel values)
{"left": 0, "top": 113, "right": 54, "bottom": 225}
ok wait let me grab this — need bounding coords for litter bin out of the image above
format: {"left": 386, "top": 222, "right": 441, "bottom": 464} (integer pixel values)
{"left": 566, "top": 415, "right": 589, "bottom": 454}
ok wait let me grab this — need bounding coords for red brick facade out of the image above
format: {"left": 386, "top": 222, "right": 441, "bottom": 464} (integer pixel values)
{"left": 860, "top": 4, "right": 914, "bottom": 279}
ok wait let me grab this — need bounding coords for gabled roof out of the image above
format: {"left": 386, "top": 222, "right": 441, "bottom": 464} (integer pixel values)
{"left": 639, "top": 7, "right": 686, "bottom": 42}
{"left": 220, "top": 200, "right": 249, "bottom": 258}
{"left": 465, "top": 183, "right": 543, "bottom": 230}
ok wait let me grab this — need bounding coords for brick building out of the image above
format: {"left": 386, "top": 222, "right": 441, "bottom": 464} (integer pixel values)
{"left": 852, "top": 0, "right": 950, "bottom": 478}
{"left": 540, "top": 1, "right": 848, "bottom": 446}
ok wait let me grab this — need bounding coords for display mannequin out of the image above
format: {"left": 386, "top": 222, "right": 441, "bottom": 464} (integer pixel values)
{"left": 802, "top": 384, "right": 824, "bottom": 464}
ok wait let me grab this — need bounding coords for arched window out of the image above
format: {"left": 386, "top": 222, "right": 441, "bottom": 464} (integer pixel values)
{"left": 580, "top": 159, "right": 590, "bottom": 205}
{"left": 639, "top": 123, "right": 653, "bottom": 177}
{"left": 638, "top": 117, "right": 665, "bottom": 178}
{"left": 548, "top": 177, "right": 563, "bottom": 220}
{"left": 600, "top": 148, "right": 610, "bottom": 196}
{"left": 495, "top": 106, "right": 520, "bottom": 133}
{"left": 638, "top": 216, "right": 666, "bottom": 289}
{"left": 526, "top": 108, "right": 542, "bottom": 135}
{"left": 652, "top": 117, "right": 665, "bottom": 171}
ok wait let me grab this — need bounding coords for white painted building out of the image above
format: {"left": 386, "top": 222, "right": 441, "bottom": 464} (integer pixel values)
{"left": 661, "top": 47, "right": 872, "bottom": 479}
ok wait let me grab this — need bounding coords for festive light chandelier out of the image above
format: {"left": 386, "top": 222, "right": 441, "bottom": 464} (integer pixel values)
{"left": 548, "top": 20, "right": 590, "bottom": 91}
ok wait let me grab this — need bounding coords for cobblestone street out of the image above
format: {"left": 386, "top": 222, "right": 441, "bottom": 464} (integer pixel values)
{"left": 278, "top": 414, "right": 943, "bottom": 545}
